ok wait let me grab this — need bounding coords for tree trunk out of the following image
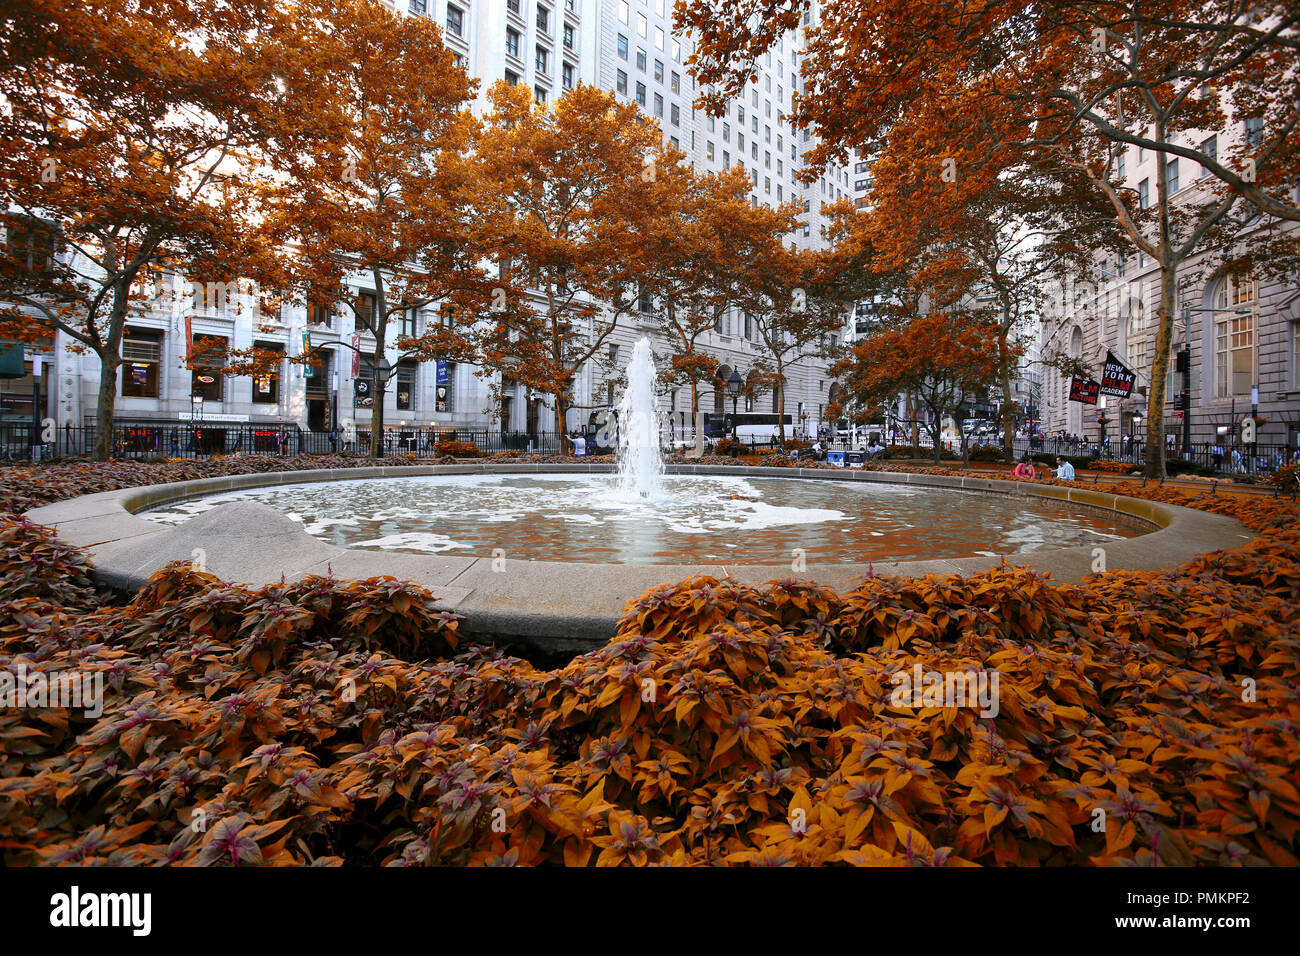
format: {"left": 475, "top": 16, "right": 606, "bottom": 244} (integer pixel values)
{"left": 775, "top": 374, "right": 786, "bottom": 444}
{"left": 369, "top": 336, "right": 386, "bottom": 459}
{"left": 92, "top": 349, "right": 121, "bottom": 461}
{"left": 92, "top": 292, "right": 129, "bottom": 461}
{"left": 690, "top": 376, "right": 703, "bottom": 454}
{"left": 1145, "top": 267, "right": 1178, "bottom": 479}
{"left": 999, "top": 335, "right": 1016, "bottom": 464}
{"left": 556, "top": 388, "right": 570, "bottom": 455}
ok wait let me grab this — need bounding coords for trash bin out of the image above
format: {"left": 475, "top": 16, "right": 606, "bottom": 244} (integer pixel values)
{"left": 845, "top": 451, "right": 866, "bottom": 468}
{"left": 826, "top": 450, "right": 846, "bottom": 467}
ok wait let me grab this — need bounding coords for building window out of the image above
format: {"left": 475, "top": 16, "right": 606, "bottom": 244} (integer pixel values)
{"left": 637, "top": 12, "right": 647, "bottom": 38}
{"left": 251, "top": 342, "right": 283, "bottom": 404}
{"left": 536, "top": 5, "right": 550, "bottom": 32}
{"left": 1166, "top": 157, "right": 1179, "bottom": 193}
{"left": 670, "top": 103, "right": 679, "bottom": 126}
{"left": 706, "top": 141, "right": 714, "bottom": 161}
{"left": 446, "top": 4, "right": 463, "bottom": 36}
{"left": 536, "top": 46, "right": 548, "bottom": 74}
{"left": 534, "top": 85, "right": 547, "bottom": 105}
{"left": 654, "top": 92, "right": 663, "bottom": 117}
{"left": 619, "top": 1, "right": 629, "bottom": 24}
{"left": 308, "top": 302, "right": 332, "bottom": 328}
{"left": 1292, "top": 321, "right": 1300, "bottom": 391}
{"left": 1199, "top": 135, "right": 1217, "bottom": 178}
{"left": 616, "top": 69, "right": 627, "bottom": 95}
{"left": 563, "top": 24, "right": 574, "bottom": 49}
{"left": 617, "top": 34, "right": 628, "bottom": 60}
{"left": 671, "top": 70, "right": 680, "bottom": 94}
{"left": 506, "top": 28, "right": 520, "bottom": 59}
{"left": 562, "top": 62, "right": 575, "bottom": 90}
{"left": 638, "top": 288, "right": 653, "bottom": 314}
{"left": 637, "top": 49, "right": 646, "bottom": 71}
{"left": 655, "top": 26, "right": 664, "bottom": 50}
{"left": 1214, "top": 275, "right": 1256, "bottom": 398}
{"left": 396, "top": 361, "right": 416, "bottom": 411}
{"left": 1125, "top": 303, "right": 1148, "bottom": 377}
{"left": 507, "top": 0, "right": 521, "bottom": 12}
{"left": 635, "top": 82, "right": 646, "bottom": 107}
{"left": 399, "top": 308, "right": 417, "bottom": 338}
{"left": 409, "top": 0, "right": 427, "bottom": 14}
{"left": 356, "top": 290, "right": 378, "bottom": 328}
{"left": 1138, "top": 178, "right": 1149, "bottom": 209}
{"left": 722, "top": 150, "right": 730, "bottom": 168}
{"left": 1244, "top": 116, "right": 1263, "bottom": 149}
{"left": 190, "top": 334, "right": 226, "bottom": 402}
{"left": 121, "top": 327, "right": 162, "bottom": 398}
{"left": 505, "top": 69, "right": 520, "bottom": 86}
{"left": 722, "top": 122, "right": 730, "bottom": 141}
{"left": 654, "top": 59, "right": 663, "bottom": 83}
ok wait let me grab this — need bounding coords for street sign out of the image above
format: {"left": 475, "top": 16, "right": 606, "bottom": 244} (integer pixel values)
{"left": 197, "top": 375, "right": 215, "bottom": 384}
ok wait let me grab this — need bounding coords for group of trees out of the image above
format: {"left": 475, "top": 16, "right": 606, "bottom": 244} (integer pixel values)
{"left": 0, "top": 0, "right": 846, "bottom": 459}
{"left": 684, "top": 0, "right": 1299, "bottom": 476}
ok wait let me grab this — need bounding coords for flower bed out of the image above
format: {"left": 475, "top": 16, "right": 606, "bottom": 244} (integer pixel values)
{"left": 1, "top": 459, "right": 1297, "bottom": 866}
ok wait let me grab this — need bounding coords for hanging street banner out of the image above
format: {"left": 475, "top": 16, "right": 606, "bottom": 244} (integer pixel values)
{"left": 1069, "top": 377, "right": 1100, "bottom": 405}
{"left": 1099, "top": 350, "right": 1137, "bottom": 398}
{"left": 351, "top": 335, "right": 361, "bottom": 377}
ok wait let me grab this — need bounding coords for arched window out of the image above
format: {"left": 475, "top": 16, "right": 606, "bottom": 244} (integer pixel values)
{"left": 1212, "top": 274, "right": 1256, "bottom": 398}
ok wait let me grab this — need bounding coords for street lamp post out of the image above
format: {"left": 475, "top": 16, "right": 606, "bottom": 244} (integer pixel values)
{"left": 727, "top": 368, "right": 743, "bottom": 458}
{"left": 1130, "top": 409, "right": 1142, "bottom": 461}
{"left": 191, "top": 395, "right": 203, "bottom": 457}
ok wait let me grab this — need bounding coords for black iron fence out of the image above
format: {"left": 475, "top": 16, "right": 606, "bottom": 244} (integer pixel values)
{"left": 3, "top": 419, "right": 1296, "bottom": 476}
{"left": 0, "top": 421, "right": 571, "bottom": 461}
{"left": 1015, "top": 437, "right": 1297, "bottom": 476}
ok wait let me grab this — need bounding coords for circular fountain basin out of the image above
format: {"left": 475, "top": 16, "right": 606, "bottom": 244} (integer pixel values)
{"left": 22, "top": 462, "right": 1253, "bottom": 650}
{"left": 139, "top": 472, "right": 1137, "bottom": 565}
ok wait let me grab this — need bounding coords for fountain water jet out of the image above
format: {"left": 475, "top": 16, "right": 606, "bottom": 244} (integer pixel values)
{"left": 616, "top": 338, "right": 663, "bottom": 499}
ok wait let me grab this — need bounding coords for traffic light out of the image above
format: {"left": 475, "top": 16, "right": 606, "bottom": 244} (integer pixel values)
{"left": 1175, "top": 350, "right": 1190, "bottom": 373}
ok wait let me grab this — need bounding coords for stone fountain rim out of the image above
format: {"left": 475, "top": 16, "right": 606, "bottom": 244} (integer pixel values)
{"left": 22, "top": 462, "right": 1252, "bottom": 651}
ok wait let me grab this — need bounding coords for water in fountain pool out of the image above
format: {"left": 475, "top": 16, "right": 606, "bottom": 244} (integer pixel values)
{"left": 141, "top": 473, "right": 1136, "bottom": 565}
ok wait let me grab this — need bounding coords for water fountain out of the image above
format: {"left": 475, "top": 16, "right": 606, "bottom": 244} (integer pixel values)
{"left": 135, "top": 336, "right": 1142, "bottom": 569}
{"left": 616, "top": 338, "right": 664, "bottom": 499}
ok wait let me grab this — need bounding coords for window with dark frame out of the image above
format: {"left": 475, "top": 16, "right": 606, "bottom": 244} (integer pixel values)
{"left": 251, "top": 341, "right": 283, "bottom": 404}
{"left": 121, "top": 327, "right": 162, "bottom": 399}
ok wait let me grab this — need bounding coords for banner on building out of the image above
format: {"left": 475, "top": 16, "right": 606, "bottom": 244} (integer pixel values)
{"left": 1069, "top": 377, "right": 1100, "bottom": 405}
{"left": 302, "top": 331, "right": 313, "bottom": 378}
{"left": 184, "top": 315, "right": 193, "bottom": 362}
{"left": 1099, "top": 350, "right": 1137, "bottom": 398}
{"left": 435, "top": 360, "right": 451, "bottom": 412}
{"left": 351, "top": 335, "right": 360, "bottom": 377}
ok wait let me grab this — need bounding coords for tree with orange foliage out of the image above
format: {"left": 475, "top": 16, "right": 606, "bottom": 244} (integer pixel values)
{"left": 258, "top": 0, "right": 493, "bottom": 457}
{"left": 475, "top": 83, "right": 680, "bottom": 452}
{"left": 832, "top": 306, "right": 1003, "bottom": 465}
{"left": 680, "top": 0, "right": 1300, "bottom": 478}
{"left": 836, "top": 141, "right": 1124, "bottom": 463}
{"left": 736, "top": 216, "right": 853, "bottom": 444}
{"left": 0, "top": 0, "right": 290, "bottom": 459}
{"left": 640, "top": 165, "right": 786, "bottom": 438}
